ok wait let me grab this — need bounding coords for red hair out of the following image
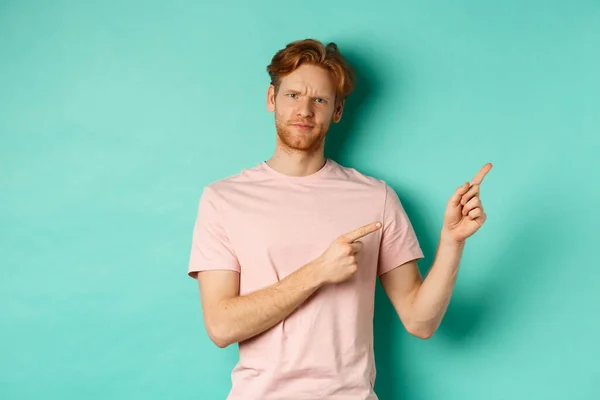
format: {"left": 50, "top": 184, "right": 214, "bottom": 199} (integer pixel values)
{"left": 266, "top": 39, "right": 355, "bottom": 104}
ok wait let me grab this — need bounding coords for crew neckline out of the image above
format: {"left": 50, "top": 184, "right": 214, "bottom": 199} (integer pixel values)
{"left": 261, "top": 158, "right": 333, "bottom": 181}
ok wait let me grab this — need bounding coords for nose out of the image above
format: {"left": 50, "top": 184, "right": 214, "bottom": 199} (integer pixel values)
{"left": 297, "top": 98, "right": 314, "bottom": 118}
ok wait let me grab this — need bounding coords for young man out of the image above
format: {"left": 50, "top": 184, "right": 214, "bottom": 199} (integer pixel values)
{"left": 188, "top": 39, "right": 492, "bottom": 400}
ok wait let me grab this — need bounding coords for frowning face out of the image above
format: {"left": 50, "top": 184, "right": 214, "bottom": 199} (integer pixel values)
{"left": 267, "top": 64, "right": 344, "bottom": 154}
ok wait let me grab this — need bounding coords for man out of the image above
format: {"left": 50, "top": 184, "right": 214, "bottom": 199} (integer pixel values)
{"left": 187, "top": 38, "right": 492, "bottom": 400}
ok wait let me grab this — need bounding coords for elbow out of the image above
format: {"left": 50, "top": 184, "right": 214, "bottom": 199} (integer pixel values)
{"left": 406, "top": 322, "right": 436, "bottom": 340}
{"left": 209, "top": 333, "right": 231, "bottom": 349}
{"left": 205, "top": 319, "right": 235, "bottom": 349}
{"left": 411, "top": 329, "right": 435, "bottom": 340}
{"left": 213, "top": 339, "right": 231, "bottom": 349}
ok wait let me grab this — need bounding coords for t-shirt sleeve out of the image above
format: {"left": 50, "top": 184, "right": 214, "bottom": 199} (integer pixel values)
{"left": 377, "top": 183, "right": 424, "bottom": 276}
{"left": 187, "top": 186, "right": 241, "bottom": 279}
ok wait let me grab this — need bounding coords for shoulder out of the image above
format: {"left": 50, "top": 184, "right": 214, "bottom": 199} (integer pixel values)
{"left": 200, "top": 162, "right": 264, "bottom": 200}
{"left": 329, "top": 159, "right": 389, "bottom": 192}
{"left": 329, "top": 160, "right": 405, "bottom": 212}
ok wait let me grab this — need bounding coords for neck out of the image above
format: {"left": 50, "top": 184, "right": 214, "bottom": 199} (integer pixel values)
{"left": 265, "top": 148, "right": 327, "bottom": 177}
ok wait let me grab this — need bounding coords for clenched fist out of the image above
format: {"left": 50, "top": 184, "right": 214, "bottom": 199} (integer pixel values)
{"left": 314, "top": 221, "right": 382, "bottom": 284}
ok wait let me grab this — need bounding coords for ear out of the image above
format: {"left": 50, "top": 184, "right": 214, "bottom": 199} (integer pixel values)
{"left": 332, "top": 99, "right": 345, "bottom": 123}
{"left": 266, "top": 85, "right": 276, "bottom": 112}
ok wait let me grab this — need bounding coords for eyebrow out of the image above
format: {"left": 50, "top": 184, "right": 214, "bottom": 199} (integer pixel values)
{"left": 285, "top": 89, "right": 332, "bottom": 101}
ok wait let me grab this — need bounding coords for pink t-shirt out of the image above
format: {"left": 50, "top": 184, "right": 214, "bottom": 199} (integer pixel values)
{"left": 188, "top": 158, "right": 424, "bottom": 400}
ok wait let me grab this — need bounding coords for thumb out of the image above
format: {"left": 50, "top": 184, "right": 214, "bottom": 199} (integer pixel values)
{"left": 449, "top": 182, "right": 470, "bottom": 207}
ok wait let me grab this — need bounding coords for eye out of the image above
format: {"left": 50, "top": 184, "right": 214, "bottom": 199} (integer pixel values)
{"left": 314, "top": 98, "right": 327, "bottom": 104}
{"left": 287, "top": 93, "right": 299, "bottom": 99}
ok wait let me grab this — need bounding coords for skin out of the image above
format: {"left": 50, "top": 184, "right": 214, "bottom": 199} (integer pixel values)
{"left": 197, "top": 63, "right": 492, "bottom": 347}
{"left": 264, "top": 63, "right": 343, "bottom": 177}
{"left": 380, "top": 164, "right": 492, "bottom": 338}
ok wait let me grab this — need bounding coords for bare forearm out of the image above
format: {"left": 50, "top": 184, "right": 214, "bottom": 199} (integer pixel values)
{"left": 410, "top": 233, "right": 465, "bottom": 336}
{"left": 213, "top": 262, "right": 323, "bottom": 347}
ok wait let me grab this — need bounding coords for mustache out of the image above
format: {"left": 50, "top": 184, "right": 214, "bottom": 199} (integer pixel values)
{"left": 288, "top": 120, "right": 315, "bottom": 126}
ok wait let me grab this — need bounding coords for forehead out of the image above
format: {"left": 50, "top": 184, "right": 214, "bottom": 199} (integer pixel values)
{"left": 279, "top": 64, "right": 336, "bottom": 95}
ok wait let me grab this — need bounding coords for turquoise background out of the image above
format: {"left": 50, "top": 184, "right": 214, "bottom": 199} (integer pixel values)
{"left": 1, "top": 1, "right": 598, "bottom": 399}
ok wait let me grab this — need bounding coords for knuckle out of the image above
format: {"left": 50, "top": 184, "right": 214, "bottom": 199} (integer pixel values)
{"left": 344, "top": 244, "right": 353, "bottom": 256}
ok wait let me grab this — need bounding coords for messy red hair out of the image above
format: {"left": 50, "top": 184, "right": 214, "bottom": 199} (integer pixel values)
{"left": 266, "top": 39, "right": 355, "bottom": 104}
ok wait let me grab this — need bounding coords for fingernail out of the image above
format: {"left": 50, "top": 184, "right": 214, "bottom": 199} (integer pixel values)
{"left": 376, "top": 222, "right": 382, "bottom": 228}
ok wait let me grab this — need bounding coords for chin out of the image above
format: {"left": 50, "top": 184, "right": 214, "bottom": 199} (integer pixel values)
{"left": 276, "top": 124, "right": 326, "bottom": 150}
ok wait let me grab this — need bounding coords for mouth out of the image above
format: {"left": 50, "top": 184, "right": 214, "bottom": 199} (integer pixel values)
{"left": 291, "top": 123, "right": 314, "bottom": 130}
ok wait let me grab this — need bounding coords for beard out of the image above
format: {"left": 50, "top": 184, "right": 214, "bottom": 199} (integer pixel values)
{"left": 274, "top": 113, "right": 329, "bottom": 154}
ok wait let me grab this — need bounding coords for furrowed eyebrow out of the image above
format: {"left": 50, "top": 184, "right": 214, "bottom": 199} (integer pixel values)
{"left": 285, "top": 90, "right": 331, "bottom": 101}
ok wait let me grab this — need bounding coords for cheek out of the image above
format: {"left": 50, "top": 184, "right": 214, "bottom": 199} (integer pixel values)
{"left": 277, "top": 103, "right": 295, "bottom": 118}
{"left": 274, "top": 106, "right": 288, "bottom": 120}
{"left": 317, "top": 109, "right": 335, "bottom": 124}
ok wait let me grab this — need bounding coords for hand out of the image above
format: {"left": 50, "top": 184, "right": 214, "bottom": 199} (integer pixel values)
{"left": 442, "top": 163, "right": 492, "bottom": 244}
{"left": 314, "top": 221, "right": 382, "bottom": 285}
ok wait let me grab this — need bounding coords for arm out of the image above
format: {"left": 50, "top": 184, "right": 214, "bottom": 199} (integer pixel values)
{"left": 380, "top": 234, "right": 465, "bottom": 339}
{"left": 197, "top": 262, "right": 323, "bottom": 348}
{"left": 189, "top": 187, "right": 323, "bottom": 348}
{"left": 380, "top": 163, "right": 492, "bottom": 339}
{"left": 196, "top": 221, "right": 382, "bottom": 348}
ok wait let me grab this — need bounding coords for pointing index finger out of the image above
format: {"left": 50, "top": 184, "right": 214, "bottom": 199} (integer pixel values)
{"left": 341, "top": 221, "right": 382, "bottom": 243}
{"left": 471, "top": 163, "right": 493, "bottom": 185}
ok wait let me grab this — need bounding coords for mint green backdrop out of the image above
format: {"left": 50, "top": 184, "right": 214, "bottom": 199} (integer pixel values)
{"left": 1, "top": 1, "right": 598, "bottom": 399}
